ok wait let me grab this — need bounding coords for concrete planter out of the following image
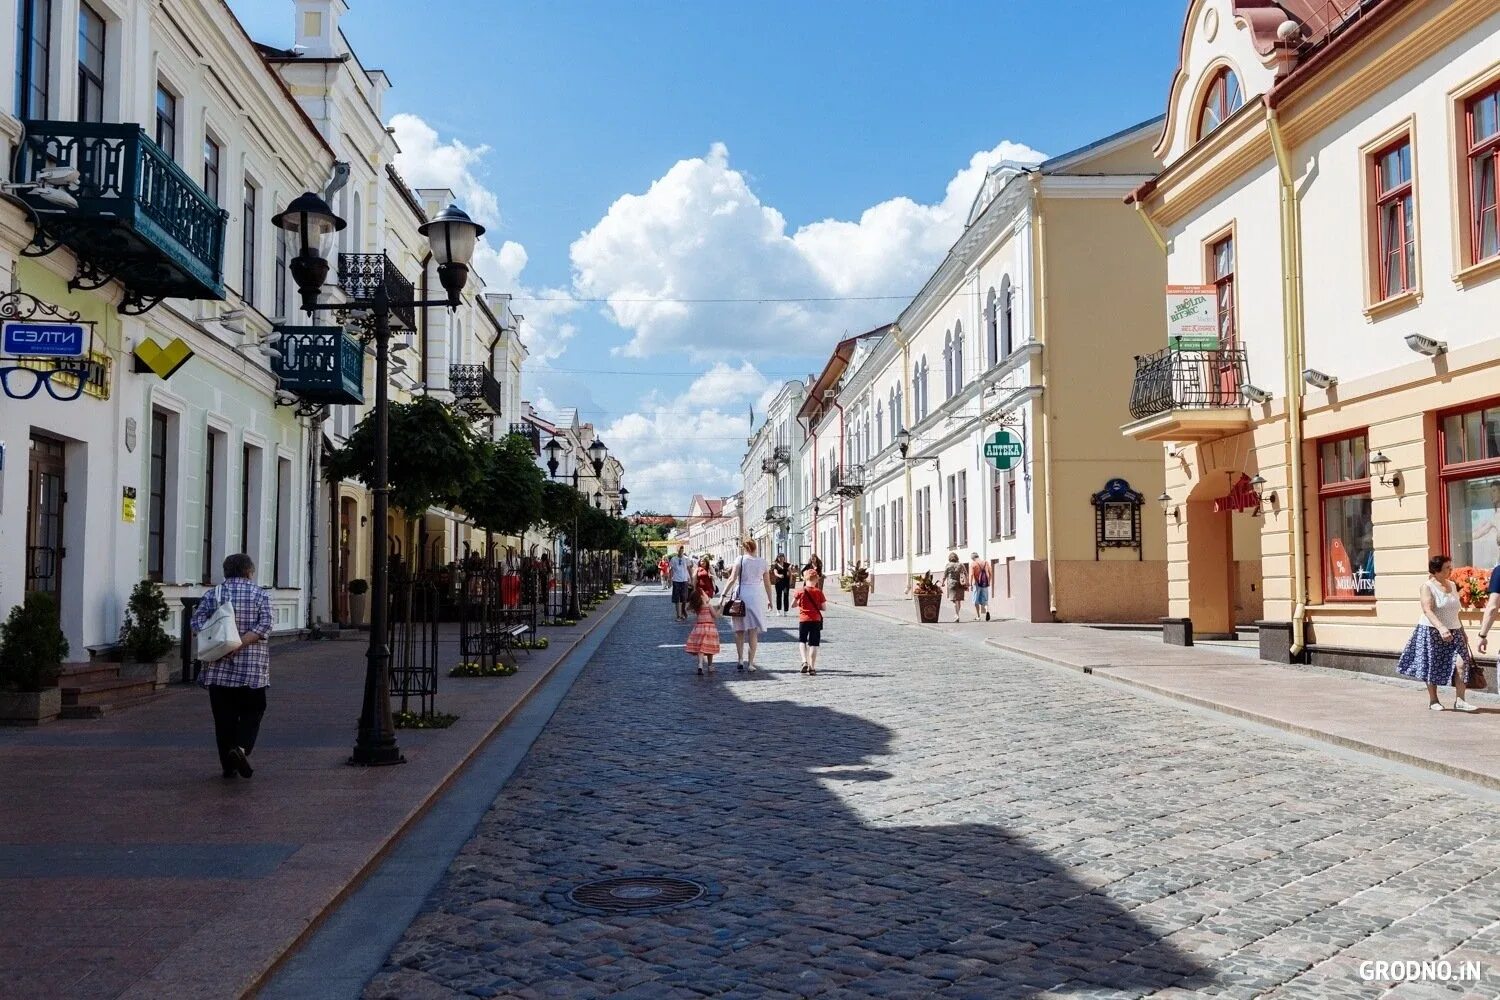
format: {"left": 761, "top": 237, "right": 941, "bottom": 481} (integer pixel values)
{"left": 851, "top": 584, "right": 870, "bottom": 607}
{"left": 122, "top": 658, "right": 177, "bottom": 688}
{"left": 348, "top": 593, "right": 369, "bottom": 628}
{"left": 914, "top": 593, "right": 942, "bottom": 623}
{"left": 0, "top": 687, "right": 62, "bottom": 726}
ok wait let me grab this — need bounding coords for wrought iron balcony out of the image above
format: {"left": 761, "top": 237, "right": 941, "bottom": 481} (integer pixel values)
{"left": 831, "top": 464, "right": 865, "bottom": 497}
{"left": 766, "top": 505, "right": 789, "bottom": 525}
{"left": 1124, "top": 346, "right": 1253, "bottom": 443}
{"left": 760, "top": 444, "right": 790, "bottom": 473}
{"left": 451, "top": 364, "right": 503, "bottom": 417}
{"left": 271, "top": 326, "right": 364, "bottom": 404}
{"left": 338, "top": 253, "right": 416, "bottom": 330}
{"left": 509, "top": 421, "right": 541, "bottom": 454}
{"left": 14, "top": 121, "right": 227, "bottom": 312}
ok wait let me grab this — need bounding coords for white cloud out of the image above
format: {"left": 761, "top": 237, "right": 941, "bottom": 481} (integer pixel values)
{"left": 570, "top": 139, "right": 1046, "bottom": 361}
{"left": 388, "top": 114, "right": 580, "bottom": 365}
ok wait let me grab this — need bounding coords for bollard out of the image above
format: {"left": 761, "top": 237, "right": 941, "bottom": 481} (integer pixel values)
{"left": 180, "top": 597, "right": 202, "bottom": 684}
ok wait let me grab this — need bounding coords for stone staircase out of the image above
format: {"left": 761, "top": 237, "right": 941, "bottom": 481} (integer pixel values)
{"left": 57, "top": 663, "right": 164, "bottom": 719}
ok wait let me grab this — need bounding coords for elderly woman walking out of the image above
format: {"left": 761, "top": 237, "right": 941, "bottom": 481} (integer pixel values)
{"left": 724, "top": 538, "right": 774, "bottom": 671}
{"left": 190, "top": 553, "right": 275, "bottom": 778}
{"left": 1397, "top": 554, "right": 1477, "bottom": 712}
{"left": 942, "top": 551, "right": 968, "bottom": 622}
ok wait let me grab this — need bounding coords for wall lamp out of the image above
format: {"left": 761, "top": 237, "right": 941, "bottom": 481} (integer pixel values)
{"left": 1240, "top": 383, "right": 1272, "bottom": 404}
{"left": 1302, "top": 368, "right": 1337, "bottom": 390}
{"left": 1369, "top": 451, "right": 1401, "bottom": 489}
{"left": 1157, "top": 492, "right": 1178, "bottom": 518}
{"left": 1248, "top": 475, "right": 1276, "bottom": 510}
{"left": 897, "top": 428, "right": 911, "bottom": 458}
{"left": 1404, "top": 333, "right": 1447, "bottom": 357}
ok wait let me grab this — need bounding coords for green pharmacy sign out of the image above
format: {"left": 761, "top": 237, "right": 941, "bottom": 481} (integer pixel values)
{"left": 983, "top": 430, "right": 1024, "bottom": 471}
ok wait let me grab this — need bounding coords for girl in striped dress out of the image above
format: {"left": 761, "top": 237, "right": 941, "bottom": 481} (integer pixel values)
{"left": 684, "top": 586, "right": 721, "bottom": 676}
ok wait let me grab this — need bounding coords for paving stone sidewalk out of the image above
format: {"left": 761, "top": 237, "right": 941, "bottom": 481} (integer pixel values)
{"left": 367, "top": 591, "right": 1500, "bottom": 999}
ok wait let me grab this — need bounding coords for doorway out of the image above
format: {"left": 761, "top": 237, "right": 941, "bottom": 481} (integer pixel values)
{"left": 338, "top": 496, "right": 356, "bottom": 623}
{"left": 25, "top": 435, "right": 67, "bottom": 608}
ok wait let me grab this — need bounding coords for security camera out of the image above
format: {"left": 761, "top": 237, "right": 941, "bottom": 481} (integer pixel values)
{"left": 35, "top": 165, "right": 80, "bottom": 185}
{"left": 1302, "top": 369, "right": 1337, "bottom": 390}
{"left": 1404, "top": 333, "right": 1447, "bottom": 357}
{"left": 1240, "top": 383, "right": 1272, "bottom": 404}
{"left": 29, "top": 186, "right": 79, "bottom": 209}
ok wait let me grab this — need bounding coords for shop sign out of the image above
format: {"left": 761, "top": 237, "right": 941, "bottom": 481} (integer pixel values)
{"left": 1091, "top": 478, "right": 1145, "bottom": 558}
{"left": 132, "top": 336, "right": 194, "bottom": 379}
{"left": 2, "top": 320, "right": 86, "bottom": 358}
{"left": 983, "top": 430, "right": 1024, "bottom": 471}
{"left": 1166, "top": 285, "right": 1218, "bottom": 350}
{"left": 122, "top": 486, "right": 137, "bottom": 523}
{"left": 1213, "top": 474, "right": 1259, "bottom": 514}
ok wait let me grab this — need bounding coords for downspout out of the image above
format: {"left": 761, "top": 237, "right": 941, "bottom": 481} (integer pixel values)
{"left": 1266, "top": 105, "right": 1309, "bottom": 657}
{"left": 305, "top": 416, "right": 321, "bottom": 631}
{"left": 901, "top": 332, "right": 913, "bottom": 593}
{"left": 834, "top": 398, "right": 846, "bottom": 573}
{"left": 1030, "top": 173, "right": 1059, "bottom": 618}
{"left": 1133, "top": 200, "right": 1169, "bottom": 254}
{"left": 807, "top": 415, "right": 819, "bottom": 555}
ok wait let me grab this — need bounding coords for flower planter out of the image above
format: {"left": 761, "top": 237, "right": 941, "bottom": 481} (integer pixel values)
{"left": 913, "top": 593, "right": 942, "bottom": 623}
{"left": 348, "top": 593, "right": 369, "bottom": 628}
{"left": 122, "top": 658, "right": 176, "bottom": 689}
{"left": 0, "top": 687, "right": 62, "bottom": 726}
{"left": 851, "top": 584, "right": 870, "bottom": 607}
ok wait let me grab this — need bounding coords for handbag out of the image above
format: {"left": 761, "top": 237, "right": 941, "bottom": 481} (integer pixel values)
{"left": 721, "top": 557, "right": 747, "bottom": 617}
{"left": 1467, "top": 663, "right": 1487, "bottom": 690}
{"left": 194, "top": 584, "right": 243, "bottom": 662}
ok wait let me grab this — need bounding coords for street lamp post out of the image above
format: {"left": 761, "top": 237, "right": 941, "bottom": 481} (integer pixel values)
{"left": 273, "top": 194, "right": 484, "bottom": 767}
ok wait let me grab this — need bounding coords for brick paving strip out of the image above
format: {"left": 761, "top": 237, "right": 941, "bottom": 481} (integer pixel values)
{"left": 0, "top": 591, "right": 633, "bottom": 1000}
{"left": 827, "top": 587, "right": 1500, "bottom": 792}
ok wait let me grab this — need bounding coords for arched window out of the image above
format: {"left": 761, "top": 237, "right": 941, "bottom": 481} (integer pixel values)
{"left": 451, "top": 317, "right": 463, "bottom": 368}
{"left": 985, "top": 288, "right": 998, "bottom": 367}
{"left": 916, "top": 357, "right": 929, "bottom": 420}
{"left": 1196, "top": 67, "right": 1244, "bottom": 140}
{"left": 953, "top": 320, "right": 964, "bottom": 391}
{"left": 942, "top": 331, "right": 954, "bottom": 400}
{"left": 862, "top": 408, "right": 871, "bottom": 458}
{"left": 875, "top": 402, "right": 884, "bottom": 452}
{"left": 350, "top": 190, "right": 363, "bottom": 252}
{"left": 1000, "top": 277, "right": 1014, "bottom": 358}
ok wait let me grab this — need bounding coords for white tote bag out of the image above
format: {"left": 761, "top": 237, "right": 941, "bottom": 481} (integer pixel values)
{"left": 194, "top": 585, "right": 242, "bottom": 662}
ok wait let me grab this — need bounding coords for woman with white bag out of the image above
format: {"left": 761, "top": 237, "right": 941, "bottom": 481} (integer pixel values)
{"left": 190, "top": 553, "right": 275, "bottom": 779}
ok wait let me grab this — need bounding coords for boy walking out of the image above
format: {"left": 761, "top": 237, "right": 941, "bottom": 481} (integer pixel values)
{"left": 794, "top": 567, "right": 827, "bottom": 675}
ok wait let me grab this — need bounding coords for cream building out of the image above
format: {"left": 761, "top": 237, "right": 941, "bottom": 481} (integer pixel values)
{"left": 1126, "top": 0, "right": 1500, "bottom": 674}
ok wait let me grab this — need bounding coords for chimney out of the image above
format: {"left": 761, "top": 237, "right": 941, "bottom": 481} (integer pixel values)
{"left": 294, "top": 0, "right": 347, "bottom": 59}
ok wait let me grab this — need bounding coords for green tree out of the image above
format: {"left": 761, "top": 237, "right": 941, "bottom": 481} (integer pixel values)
{"left": 466, "top": 433, "right": 546, "bottom": 537}
{"left": 119, "top": 579, "right": 175, "bottom": 662}
{"left": 0, "top": 593, "right": 68, "bottom": 692}
{"left": 325, "top": 396, "right": 480, "bottom": 516}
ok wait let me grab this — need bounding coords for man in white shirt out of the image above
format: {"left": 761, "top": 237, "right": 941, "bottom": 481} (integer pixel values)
{"left": 669, "top": 546, "right": 693, "bottom": 621}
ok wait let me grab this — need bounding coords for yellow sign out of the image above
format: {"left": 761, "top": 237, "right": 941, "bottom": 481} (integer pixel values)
{"left": 122, "top": 486, "right": 137, "bottom": 523}
{"left": 133, "top": 336, "right": 194, "bottom": 379}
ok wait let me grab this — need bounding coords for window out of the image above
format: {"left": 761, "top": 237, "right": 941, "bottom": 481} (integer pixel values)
{"left": 992, "top": 468, "right": 1004, "bottom": 539}
{"left": 1373, "top": 139, "right": 1416, "bottom": 298}
{"left": 947, "top": 474, "right": 957, "bottom": 548}
{"left": 1005, "top": 469, "right": 1017, "bottom": 538}
{"left": 275, "top": 225, "right": 289, "bottom": 317}
{"left": 957, "top": 470, "right": 968, "bottom": 548}
{"left": 1318, "top": 433, "right": 1374, "bottom": 600}
{"left": 953, "top": 322, "right": 964, "bottom": 393}
{"left": 1466, "top": 84, "right": 1500, "bottom": 265}
{"left": 351, "top": 190, "right": 363, "bottom": 252}
{"left": 1211, "top": 234, "right": 1236, "bottom": 348}
{"left": 874, "top": 403, "right": 884, "bottom": 453}
{"left": 915, "top": 357, "right": 929, "bottom": 421}
{"left": 77, "top": 4, "right": 105, "bottom": 122}
{"left": 1440, "top": 402, "right": 1500, "bottom": 570}
{"left": 1000, "top": 277, "right": 1014, "bottom": 358}
{"left": 148, "top": 411, "right": 169, "bottom": 582}
{"left": 943, "top": 332, "right": 953, "bottom": 400}
{"left": 154, "top": 83, "right": 176, "bottom": 158}
{"left": 985, "top": 288, "right": 998, "bottom": 367}
{"left": 892, "top": 497, "right": 904, "bottom": 559}
{"left": 202, "top": 430, "right": 218, "bottom": 584}
{"left": 202, "top": 135, "right": 221, "bottom": 205}
{"left": 15, "top": 0, "right": 52, "bottom": 118}
{"left": 242, "top": 178, "right": 258, "bottom": 306}
{"left": 273, "top": 456, "right": 292, "bottom": 588}
{"left": 922, "top": 486, "right": 933, "bottom": 554}
{"left": 240, "top": 443, "right": 263, "bottom": 560}
{"left": 913, "top": 490, "right": 924, "bottom": 555}
{"left": 1196, "top": 67, "right": 1243, "bottom": 140}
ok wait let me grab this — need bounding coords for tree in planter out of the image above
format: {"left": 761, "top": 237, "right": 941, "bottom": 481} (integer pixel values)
{"left": 466, "top": 434, "right": 545, "bottom": 539}
{"left": 119, "top": 579, "right": 175, "bottom": 663}
{"left": 324, "top": 396, "right": 481, "bottom": 517}
{"left": 0, "top": 592, "right": 69, "bottom": 692}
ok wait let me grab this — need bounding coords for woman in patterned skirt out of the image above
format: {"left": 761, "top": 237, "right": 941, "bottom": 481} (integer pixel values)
{"left": 1397, "top": 554, "right": 1477, "bottom": 712}
{"left": 683, "top": 586, "right": 721, "bottom": 676}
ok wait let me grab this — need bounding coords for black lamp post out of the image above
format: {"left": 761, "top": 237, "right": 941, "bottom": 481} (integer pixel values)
{"left": 273, "top": 193, "right": 484, "bottom": 767}
{"left": 618, "top": 486, "right": 629, "bottom": 513}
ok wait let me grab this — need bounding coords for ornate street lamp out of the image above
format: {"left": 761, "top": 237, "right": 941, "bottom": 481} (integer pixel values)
{"left": 594, "top": 490, "right": 603, "bottom": 509}
{"left": 589, "top": 438, "right": 608, "bottom": 477}
{"left": 618, "top": 486, "right": 629, "bottom": 513}
{"left": 274, "top": 195, "right": 483, "bottom": 767}
{"left": 544, "top": 435, "right": 562, "bottom": 479}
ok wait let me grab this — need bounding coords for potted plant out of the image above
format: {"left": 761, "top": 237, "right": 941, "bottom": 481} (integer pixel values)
{"left": 0, "top": 593, "right": 67, "bottom": 725}
{"left": 119, "top": 580, "right": 177, "bottom": 687}
{"left": 348, "top": 578, "right": 369, "bottom": 627}
{"left": 912, "top": 571, "right": 942, "bottom": 624}
{"left": 846, "top": 565, "right": 872, "bottom": 607}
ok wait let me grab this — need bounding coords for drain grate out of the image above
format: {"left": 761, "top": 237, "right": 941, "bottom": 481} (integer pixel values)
{"left": 565, "top": 875, "right": 708, "bottom": 914}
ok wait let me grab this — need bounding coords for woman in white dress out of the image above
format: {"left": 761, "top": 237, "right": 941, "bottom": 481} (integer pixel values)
{"left": 724, "top": 538, "right": 773, "bottom": 672}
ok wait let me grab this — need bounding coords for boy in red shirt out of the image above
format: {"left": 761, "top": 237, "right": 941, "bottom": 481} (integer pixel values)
{"left": 793, "top": 567, "right": 827, "bottom": 675}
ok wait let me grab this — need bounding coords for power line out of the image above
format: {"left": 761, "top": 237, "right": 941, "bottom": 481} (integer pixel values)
{"left": 512, "top": 293, "right": 920, "bottom": 304}
{"left": 529, "top": 365, "right": 809, "bottom": 377}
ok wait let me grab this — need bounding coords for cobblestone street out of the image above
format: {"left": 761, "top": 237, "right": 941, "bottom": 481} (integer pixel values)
{"left": 367, "top": 593, "right": 1500, "bottom": 999}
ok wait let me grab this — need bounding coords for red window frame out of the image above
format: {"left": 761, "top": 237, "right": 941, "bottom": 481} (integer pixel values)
{"left": 1466, "top": 83, "right": 1500, "bottom": 266}
{"left": 1372, "top": 138, "right": 1415, "bottom": 299}
{"left": 1316, "top": 431, "right": 1372, "bottom": 603}
{"left": 1437, "top": 397, "right": 1500, "bottom": 566}
{"left": 1210, "top": 234, "right": 1236, "bottom": 348}
{"left": 1197, "top": 67, "right": 1243, "bottom": 141}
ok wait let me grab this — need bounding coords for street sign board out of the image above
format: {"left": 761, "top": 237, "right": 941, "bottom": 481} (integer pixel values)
{"left": 2, "top": 320, "right": 86, "bottom": 358}
{"left": 983, "top": 430, "right": 1024, "bottom": 471}
{"left": 1165, "top": 285, "right": 1218, "bottom": 350}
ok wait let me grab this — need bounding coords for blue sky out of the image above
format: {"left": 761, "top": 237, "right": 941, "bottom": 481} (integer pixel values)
{"left": 231, "top": 0, "right": 1187, "bottom": 513}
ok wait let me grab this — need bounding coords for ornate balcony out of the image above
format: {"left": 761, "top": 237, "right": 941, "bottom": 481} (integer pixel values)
{"left": 14, "top": 121, "right": 227, "bottom": 312}
{"left": 765, "top": 505, "right": 789, "bottom": 526}
{"left": 271, "top": 326, "right": 364, "bottom": 404}
{"left": 509, "top": 421, "right": 541, "bottom": 454}
{"left": 760, "top": 444, "right": 790, "bottom": 473}
{"left": 831, "top": 464, "right": 865, "bottom": 497}
{"left": 338, "top": 253, "right": 416, "bottom": 330}
{"left": 1123, "top": 346, "right": 1253, "bottom": 443}
{"left": 451, "top": 364, "right": 503, "bottom": 417}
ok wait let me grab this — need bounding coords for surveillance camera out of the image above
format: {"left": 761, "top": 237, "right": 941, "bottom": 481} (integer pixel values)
{"left": 30, "top": 186, "right": 79, "bottom": 210}
{"left": 1302, "top": 368, "right": 1337, "bottom": 390}
{"left": 1240, "top": 383, "right": 1272, "bottom": 404}
{"left": 35, "top": 165, "right": 80, "bottom": 186}
{"left": 1404, "top": 333, "right": 1447, "bottom": 357}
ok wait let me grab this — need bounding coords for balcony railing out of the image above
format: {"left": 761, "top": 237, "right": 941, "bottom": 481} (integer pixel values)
{"left": 271, "top": 326, "right": 364, "bottom": 404}
{"left": 338, "top": 253, "right": 416, "bottom": 330}
{"left": 1128, "top": 347, "right": 1250, "bottom": 421}
{"left": 760, "top": 444, "right": 790, "bottom": 473}
{"left": 451, "top": 364, "right": 503, "bottom": 416}
{"left": 14, "top": 121, "right": 227, "bottom": 310}
{"left": 509, "top": 421, "right": 541, "bottom": 454}
{"left": 830, "top": 464, "right": 865, "bottom": 497}
{"left": 766, "top": 505, "right": 789, "bottom": 525}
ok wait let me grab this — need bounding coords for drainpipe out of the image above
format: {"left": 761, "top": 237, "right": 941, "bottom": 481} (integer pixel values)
{"left": 304, "top": 416, "right": 320, "bottom": 631}
{"left": 1133, "top": 201, "right": 1169, "bottom": 254}
{"left": 900, "top": 331, "right": 913, "bottom": 592}
{"left": 1030, "top": 173, "right": 1059, "bottom": 618}
{"left": 806, "top": 416, "right": 819, "bottom": 555}
{"left": 1266, "top": 106, "right": 1310, "bottom": 658}
{"left": 834, "top": 398, "right": 846, "bottom": 573}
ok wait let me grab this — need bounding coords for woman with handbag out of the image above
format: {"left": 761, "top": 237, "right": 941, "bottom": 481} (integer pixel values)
{"left": 190, "top": 553, "right": 275, "bottom": 778}
{"left": 1396, "top": 554, "right": 1477, "bottom": 712}
{"left": 723, "top": 538, "right": 773, "bottom": 671}
{"left": 771, "top": 553, "right": 792, "bottom": 616}
{"left": 942, "top": 551, "right": 968, "bottom": 623}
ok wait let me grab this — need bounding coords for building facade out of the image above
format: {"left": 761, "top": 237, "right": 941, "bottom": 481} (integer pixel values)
{"left": 1126, "top": 0, "right": 1500, "bottom": 670}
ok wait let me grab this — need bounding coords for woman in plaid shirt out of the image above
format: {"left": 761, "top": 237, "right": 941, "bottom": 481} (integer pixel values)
{"left": 190, "top": 553, "right": 274, "bottom": 779}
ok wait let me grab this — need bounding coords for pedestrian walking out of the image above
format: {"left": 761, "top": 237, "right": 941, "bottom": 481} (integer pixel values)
{"left": 189, "top": 553, "right": 274, "bottom": 779}
{"left": 969, "top": 552, "right": 992, "bottom": 621}
{"left": 942, "top": 551, "right": 968, "bottom": 622}
{"left": 696, "top": 556, "right": 717, "bottom": 598}
{"left": 724, "top": 538, "right": 773, "bottom": 671}
{"left": 1396, "top": 554, "right": 1477, "bottom": 712}
{"left": 658, "top": 555, "right": 670, "bottom": 590}
{"left": 669, "top": 546, "right": 693, "bottom": 621}
{"left": 804, "top": 553, "right": 825, "bottom": 591}
{"left": 1477, "top": 557, "right": 1500, "bottom": 665}
{"left": 794, "top": 566, "right": 827, "bottom": 675}
{"left": 684, "top": 584, "right": 721, "bottom": 675}
{"left": 771, "top": 552, "right": 792, "bottom": 615}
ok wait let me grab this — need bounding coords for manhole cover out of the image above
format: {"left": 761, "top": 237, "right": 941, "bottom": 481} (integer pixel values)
{"left": 565, "top": 876, "right": 708, "bottom": 914}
